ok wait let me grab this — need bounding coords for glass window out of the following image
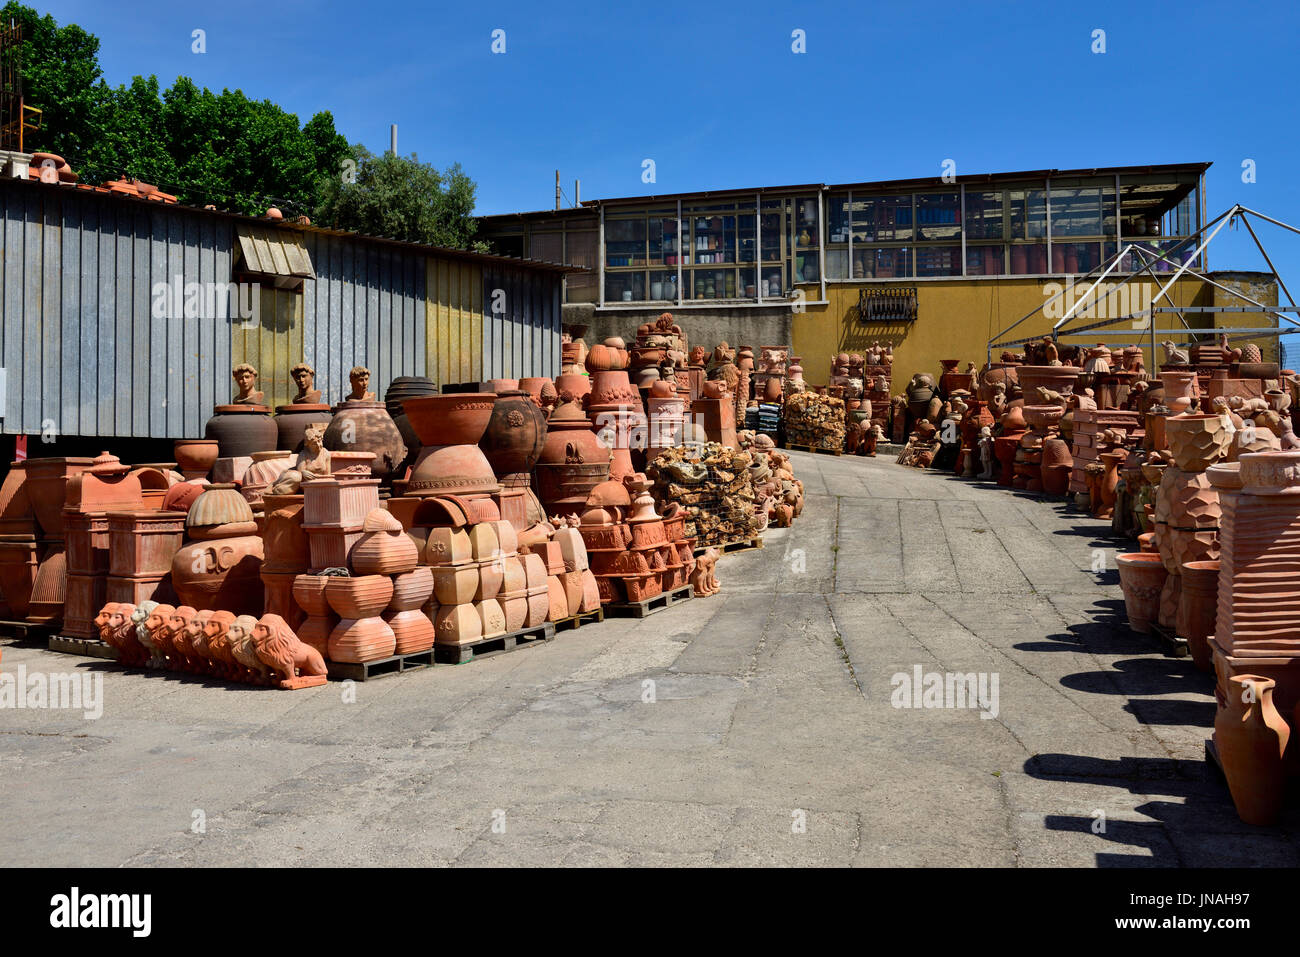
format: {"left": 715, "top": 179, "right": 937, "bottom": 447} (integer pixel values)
{"left": 965, "top": 190, "right": 1004, "bottom": 240}
{"left": 915, "top": 192, "right": 960, "bottom": 242}
{"left": 689, "top": 269, "right": 735, "bottom": 300}
{"left": 648, "top": 270, "right": 677, "bottom": 302}
{"left": 1009, "top": 243, "right": 1047, "bottom": 275}
{"left": 690, "top": 214, "right": 736, "bottom": 265}
{"left": 966, "top": 245, "right": 1004, "bottom": 276}
{"left": 1009, "top": 188, "right": 1047, "bottom": 239}
{"left": 1050, "top": 186, "right": 1114, "bottom": 238}
{"left": 605, "top": 271, "right": 644, "bottom": 302}
{"left": 855, "top": 194, "right": 912, "bottom": 242}
{"left": 648, "top": 217, "right": 677, "bottom": 266}
{"left": 605, "top": 218, "right": 645, "bottom": 267}
{"left": 1051, "top": 241, "right": 1102, "bottom": 275}
{"left": 825, "top": 248, "right": 848, "bottom": 281}
{"left": 856, "top": 247, "right": 911, "bottom": 279}
{"left": 794, "top": 196, "right": 820, "bottom": 248}
{"left": 826, "top": 193, "right": 850, "bottom": 244}
{"left": 564, "top": 229, "right": 598, "bottom": 303}
{"left": 915, "top": 244, "right": 961, "bottom": 277}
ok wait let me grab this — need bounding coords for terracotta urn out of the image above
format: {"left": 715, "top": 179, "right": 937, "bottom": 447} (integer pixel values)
{"left": 406, "top": 444, "right": 501, "bottom": 497}
{"left": 0, "top": 463, "right": 34, "bottom": 537}
{"left": 1116, "top": 552, "right": 1168, "bottom": 634}
{"left": 1097, "top": 450, "right": 1127, "bottom": 519}
{"left": 351, "top": 508, "right": 419, "bottom": 575}
{"left": 480, "top": 390, "right": 548, "bottom": 485}
{"left": 323, "top": 400, "right": 406, "bottom": 480}
{"left": 274, "top": 404, "right": 334, "bottom": 453}
{"left": 1160, "top": 370, "right": 1199, "bottom": 414}
{"left": 173, "top": 440, "right": 219, "bottom": 481}
{"left": 205, "top": 405, "right": 278, "bottom": 458}
{"left": 1178, "top": 560, "right": 1219, "bottom": 672}
{"left": 1214, "top": 675, "right": 1290, "bottom": 825}
{"left": 401, "top": 393, "right": 497, "bottom": 446}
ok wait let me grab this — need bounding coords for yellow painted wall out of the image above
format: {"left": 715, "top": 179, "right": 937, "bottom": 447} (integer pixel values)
{"left": 231, "top": 286, "right": 305, "bottom": 408}
{"left": 427, "top": 259, "right": 484, "bottom": 386}
{"left": 1208, "top": 276, "right": 1280, "bottom": 363}
{"left": 791, "top": 276, "right": 1218, "bottom": 388}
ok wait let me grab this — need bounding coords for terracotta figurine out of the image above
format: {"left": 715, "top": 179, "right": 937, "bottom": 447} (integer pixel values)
{"left": 347, "top": 366, "right": 376, "bottom": 402}
{"left": 290, "top": 362, "right": 322, "bottom": 404}
{"left": 269, "top": 423, "right": 332, "bottom": 494}
{"left": 253, "top": 613, "right": 329, "bottom": 689}
{"left": 231, "top": 362, "right": 265, "bottom": 405}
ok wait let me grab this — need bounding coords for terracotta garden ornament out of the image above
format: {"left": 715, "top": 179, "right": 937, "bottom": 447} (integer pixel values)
{"left": 231, "top": 363, "right": 265, "bottom": 405}
{"left": 977, "top": 427, "right": 996, "bottom": 480}
{"left": 94, "top": 603, "right": 120, "bottom": 646}
{"left": 290, "top": 363, "right": 322, "bottom": 404}
{"left": 145, "top": 603, "right": 176, "bottom": 669}
{"left": 347, "top": 366, "right": 376, "bottom": 402}
{"left": 201, "top": 610, "right": 239, "bottom": 679}
{"left": 252, "top": 613, "right": 328, "bottom": 689}
{"left": 690, "top": 547, "right": 720, "bottom": 597}
{"left": 1161, "top": 340, "right": 1190, "bottom": 365}
{"left": 227, "top": 614, "right": 272, "bottom": 684}
{"left": 110, "top": 603, "right": 142, "bottom": 667}
{"left": 269, "top": 424, "right": 332, "bottom": 494}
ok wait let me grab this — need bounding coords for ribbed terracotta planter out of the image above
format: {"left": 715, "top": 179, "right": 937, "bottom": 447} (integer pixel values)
{"left": 27, "top": 543, "right": 67, "bottom": 625}
{"left": 0, "top": 462, "right": 35, "bottom": 536}
{"left": 325, "top": 574, "right": 393, "bottom": 619}
{"left": 0, "top": 537, "right": 39, "bottom": 618}
{"left": 351, "top": 508, "right": 419, "bottom": 575}
{"left": 328, "top": 616, "right": 396, "bottom": 663}
{"left": 240, "top": 451, "right": 293, "bottom": 506}
{"left": 291, "top": 573, "right": 335, "bottom": 657}
{"left": 1117, "top": 552, "right": 1168, "bottom": 634}
{"left": 385, "top": 608, "right": 435, "bottom": 654}
{"left": 1178, "top": 560, "right": 1219, "bottom": 672}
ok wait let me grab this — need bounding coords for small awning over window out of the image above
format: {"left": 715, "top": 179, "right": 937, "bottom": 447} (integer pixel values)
{"left": 235, "top": 224, "right": 315, "bottom": 288}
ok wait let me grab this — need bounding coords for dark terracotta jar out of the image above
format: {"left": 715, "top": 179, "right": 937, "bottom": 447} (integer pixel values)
{"left": 204, "top": 405, "right": 278, "bottom": 458}
{"left": 401, "top": 393, "right": 496, "bottom": 446}
{"left": 274, "top": 404, "right": 333, "bottom": 452}
{"left": 323, "top": 400, "right": 406, "bottom": 480}
{"left": 384, "top": 375, "right": 438, "bottom": 471}
{"left": 480, "top": 390, "right": 548, "bottom": 485}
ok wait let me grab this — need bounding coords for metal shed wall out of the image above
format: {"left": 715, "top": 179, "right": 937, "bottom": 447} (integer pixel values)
{"left": 0, "top": 179, "right": 564, "bottom": 438}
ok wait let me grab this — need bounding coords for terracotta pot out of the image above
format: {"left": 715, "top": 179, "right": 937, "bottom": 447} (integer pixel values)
{"left": 171, "top": 535, "right": 265, "bottom": 614}
{"left": 477, "top": 598, "right": 507, "bottom": 638}
{"left": 434, "top": 602, "right": 482, "bottom": 644}
{"left": 274, "top": 404, "right": 334, "bottom": 452}
{"left": 1017, "top": 365, "right": 1082, "bottom": 398}
{"left": 0, "top": 462, "right": 35, "bottom": 536}
{"left": 291, "top": 574, "right": 335, "bottom": 657}
{"left": 385, "top": 608, "right": 435, "bottom": 654}
{"left": 173, "top": 440, "right": 219, "bottom": 480}
{"left": 350, "top": 508, "right": 419, "bottom": 575}
{"left": 24, "top": 457, "right": 95, "bottom": 539}
{"left": 162, "top": 480, "right": 206, "bottom": 515}
{"left": 402, "top": 393, "right": 497, "bottom": 446}
{"left": 389, "top": 566, "right": 434, "bottom": 611}
{"left": 1116, "top": 552, "right": 1168, "bottom": 634}
{"left": 1097, "top": 451, "right": 1126, "bottom": 519}
{"left": 1178, "top": 560, "right": 1219, "bottom": 672}
{"left": 1215, "top": 675, "right": 1289, "bottom": 825}
{"left": 260, "top": 494, "right": 309, "bottom": 574}
{"left": 27, "top": 543, "right": 67, "bottom": 625}
{"left": 325, "top": 574, "right": 393, "bottom": 619}
{"left": 406, "top": 444, "right": 500, "bottom": 497}
{"left": 1166, "top": 414, "right": 1229, "bottom": 472}
{"left": 107, "top": 510, "right": 186, "bottom": 578}
{"left": 240, "top": 450, "right": 294, "bottom": 507}
{"left": 480, "top": 390, "right": 548, "bottom": 482}
{"left": 205, "top": 405, "right": 278, "bottom": 458}
{"left": 1160, "top": 370, "right": 1198, "bottom": 413}
{"left": 328, "top": 616, "right": 396, "bottom": 663}
{"left": 425, "top": 526, "right": 473, "bottom": 566}
{"left": 323, "top": 401, "right": 406, "bottom": 479}
{"left": 187, "top": 483, "right": 257, "bottom": 539}
{"left": 385, "top": 376, "right": 439, "bottom": 471}
{"left": 1040, "top": 438, "right": 1073, "bottom": 495}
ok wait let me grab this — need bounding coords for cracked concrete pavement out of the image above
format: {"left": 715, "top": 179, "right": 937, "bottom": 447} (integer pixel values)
{"left": 2, "top": 450, "right": 1296, "bottom": 867}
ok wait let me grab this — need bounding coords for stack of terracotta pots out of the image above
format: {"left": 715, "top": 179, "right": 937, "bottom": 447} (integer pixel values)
{"left": 25, "top": 457, "right": 96, "bottom": 628}
{"left": 384, "top": 375, "right": 439, "bottom": 476}
{"left": 579, "top": 480, "right": 632, "bottom": 605}
{"left": 62, "top": 453, "right": 146, "bottom": 638}
{"left": 993, "top": 407, "right": 1026, "bottom": 487}
{"left": 171, "top": 483, "right": 265, "bottom": 616}
{"left": 586, "top": 338, "right": 644, "bottom": 480}
{"left": 427, "top": 518, "right": 521, "bottom": 647}
{"left": 0, "top": 462, "right": 39, "bottom": 621}
{"left": 535, "top": 393, "right": 611, "bottom": 518}
{"left": 551, "top": 516, "right": 601, "bottom": 613}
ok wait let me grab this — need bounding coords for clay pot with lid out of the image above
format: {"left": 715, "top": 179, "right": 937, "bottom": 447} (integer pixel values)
{"left": 174, "top": 440, "right": 219, "bottom": 480}
{"left": 205, "top": 405, "right": 278, "bottom": 458}
{"left": 274, "top": 404, "right": 333, "bottom": 453}
{"left": 323, "top": 401, "right": 406, "bottom": 480}
{"left": 480, "top": 390, "right": 548, "bottom": 485}
{"left": 1214, "top": 675, "right": 1289, "bottom": 825}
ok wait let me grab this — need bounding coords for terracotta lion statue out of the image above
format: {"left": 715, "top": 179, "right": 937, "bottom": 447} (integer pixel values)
{"left": 253, "top": 613, "right": 328, "bottom": 689}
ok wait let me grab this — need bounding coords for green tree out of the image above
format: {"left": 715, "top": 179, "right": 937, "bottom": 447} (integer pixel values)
{"left": 315, "top": 146, "right": 484, "bottom": 249}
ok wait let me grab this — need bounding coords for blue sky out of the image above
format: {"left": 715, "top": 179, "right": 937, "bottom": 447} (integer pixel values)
{"left": 41, "top": 0, "right": 1300, "bottom": 358}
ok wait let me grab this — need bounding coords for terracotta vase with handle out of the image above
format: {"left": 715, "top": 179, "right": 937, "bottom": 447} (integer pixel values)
{"left": 1215, "top": 675, "right": 1289, "bottom": 825}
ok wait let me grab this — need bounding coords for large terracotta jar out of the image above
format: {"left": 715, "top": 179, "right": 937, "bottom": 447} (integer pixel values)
{"left": 1178, "top": 560, "right": 1219, "bottom": 672}
{"left": 0, "top": 462, "right": 35, "bottom": 536}
{"left": 384, "top": 375, "right": 438, "bottom": 472}
{"left": 1116, "top": 552, "right": 1168, "bottom": 634}
{"left": 173, "top": 440, "right": 219, "bottom": 481}
{"left": 170, "top": 484, "right": 264, "bottom": 614}
{"left": 24, "top": 457, "right": 95, "bottom": 540}
{"left": 274, "top": 404, "right": 333, "bottom": 453}
{"left": 480, "top": 390, "right": 548, "bottom": 486}
{"left": 401, "top": 393, "right": 496, "bottom": 447}
{"left": 1214, "top": 675, "right": 1289, "bottom": 825}
{"left": 386, "top": 566, "right": 435, "bottom": 654}
{"left": 205, "top": 405, "right": 278, "bottom": 458}
{"left": 324, "top": 400, "right": 406, "bottom": 480}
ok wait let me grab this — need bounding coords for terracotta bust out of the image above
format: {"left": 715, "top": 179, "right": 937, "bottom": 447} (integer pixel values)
{"left": 291, "top": 362, "right": 322, "bottom": 404}
{"left": 270, "top": 424, "right": 332, "bottom": 494}
{"left": 347, "top": 366, "right": 376, "bottom": 402}
{"left": 231, "top": 363, "right": 265, "bottom": 405}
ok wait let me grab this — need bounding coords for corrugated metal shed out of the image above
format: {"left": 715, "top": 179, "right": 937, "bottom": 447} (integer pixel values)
{"left": 0, "top": 177, "right": 570, "bottom": 438}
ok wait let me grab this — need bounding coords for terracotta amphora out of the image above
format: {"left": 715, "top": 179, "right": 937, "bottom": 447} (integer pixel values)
{"left": 1215, "top": 675, "right": 1290, "bottom": 826}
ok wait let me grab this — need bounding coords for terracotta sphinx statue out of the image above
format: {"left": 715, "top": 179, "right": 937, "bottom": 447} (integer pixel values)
{"left": 290, "top": 362, "right": 322, "bottom": 404}
{"left": 231, "top": 362, "right": 265, "bottom": 405}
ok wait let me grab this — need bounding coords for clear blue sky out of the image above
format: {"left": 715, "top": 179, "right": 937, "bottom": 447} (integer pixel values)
{"left": 41, "top": 0, "right": 1300, "bottom": 359}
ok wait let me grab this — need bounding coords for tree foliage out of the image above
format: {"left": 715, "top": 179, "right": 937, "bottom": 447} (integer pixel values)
{"left": 0, "top": 1, "right": 480, "bottom": 244}
{"left": 314, "top": 146, "right": 484, "bottom": 249}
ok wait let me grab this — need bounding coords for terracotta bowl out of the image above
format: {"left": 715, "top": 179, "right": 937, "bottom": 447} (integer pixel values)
{"left": 401, "top": 394, "right": 497, "bottom": 446}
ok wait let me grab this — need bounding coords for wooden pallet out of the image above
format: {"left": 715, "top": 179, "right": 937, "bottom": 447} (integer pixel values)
{"left": 785, "top": 442, "right": 842, "bottom": 456}
{"left": 434, "top": 621, "right": 556, "bottom": 665}
{"left": 605, "top": 584, "right": 694, "bottom": 619}
{"left": 0, "top": 619, "right": 57, "bottom": 643}
{"left": 327, "top": 648, "right": 435, "bottom": 682}
{"left": 1150, "top": 623, "right": 1190, "bottom": 659}
{"left": 48, "top": 635, "right": 119, "bottom": 660}
{"left": 694, "top": 536, "right": 763, "bottom": 556}
{"left": 552, "top": 607, "right": 605, "bottom": 632}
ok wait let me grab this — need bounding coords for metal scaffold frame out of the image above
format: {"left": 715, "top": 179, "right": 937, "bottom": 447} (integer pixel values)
{"left": 986, "top": 205, "right": 1300, "bottom": 363}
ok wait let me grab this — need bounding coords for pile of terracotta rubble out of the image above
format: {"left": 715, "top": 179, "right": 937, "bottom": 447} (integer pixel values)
{"left": 886, "top": 337, "right": 1300, "bottom": 827}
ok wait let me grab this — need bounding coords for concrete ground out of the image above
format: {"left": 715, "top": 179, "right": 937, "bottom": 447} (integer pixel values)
{"left": 2, "top": 450, "right": 1297, "bottom": 867}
